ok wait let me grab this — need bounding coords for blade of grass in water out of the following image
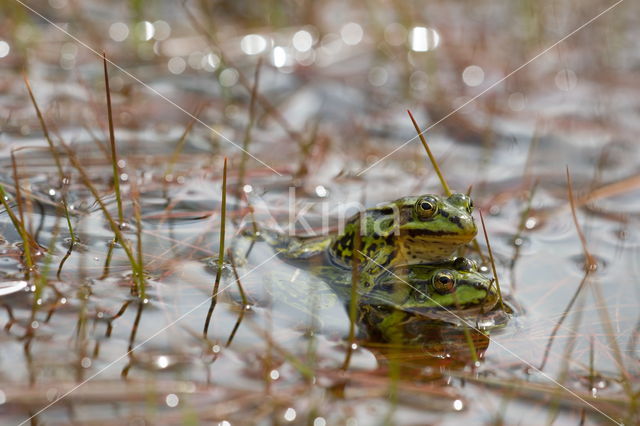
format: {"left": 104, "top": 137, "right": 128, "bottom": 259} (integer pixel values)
{"left": 133, "top": 197, "right": 146, "bottom": 299}
{"left": 203, "top": 157, "right": 228, "bottom": 338}
{"left": 407, "top": 110, "right": 451, "bottom": 195}
{"left": 23, "top": 75, "right": 65, "bottom": 181}
{"left": 61, "top": 144, "right": 144, "bottom": 295}
{"left": 566, "top": 168, "right": 635, "bottom": 414}
{"left": 164, "top": 104, "right": 202, "bottom": 180}
{"left": 237, "top": 58, "right": 262, "bottom": 197}
{"left": 56, "top": 194, "right": 77, "bottom": 279}
{"left": 121, "top": 300, "right": 145, "bottom": 379}
{"left": 479, "top": 210, "right": 506, "bottom": 312}
{"left": 408, "top": 109, "right": 486, "bottom": 261}
{"left": 342, "top": 218, "right": 361, "bottom": 371}
{"left": 33, "top": 217, "right": 61, "bottom": 311}
{"left": 225, "top": 248, "right": 248, "bottom": 347}
{"left": 453, "top": 292, "right": 479, "bottom": 365}
{"left": 509, "top": 179, "right": 539, "bottom": 290}
{"left": 10, "top": 151, "right": 26, "bottom": 230}
{"left": 103, "top": 52, "right": 125, "bottom": 227}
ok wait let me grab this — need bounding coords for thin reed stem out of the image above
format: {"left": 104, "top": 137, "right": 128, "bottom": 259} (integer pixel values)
{"left": 204, "top": 157, "right": 228, "bottom": 337}
{"left": 342, "top": 219, "right": 362, "bottom": 371}
{"left": 23, "top": 75, "right": 65, "bottom": 181}
{"left": 479, "top": 210, "right": 506, "bottom": 312}
{"left": 407, "top": 110, "right": 451, "bottom": 196}
{"left": 103, "top": 52, "right": 125, "bottom": 227}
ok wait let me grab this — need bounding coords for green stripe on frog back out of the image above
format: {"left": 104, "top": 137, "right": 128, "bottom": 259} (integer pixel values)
{"left": 330, "top": 215, "right": 396, "bottom": 267}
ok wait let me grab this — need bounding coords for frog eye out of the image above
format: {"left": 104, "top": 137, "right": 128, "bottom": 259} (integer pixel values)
{"left": 452, "top": 257, "right": 476, "bottom": 272}
{"left": 432, "top": 270, "right": 456, "bottom": 294}
{"left": 448, "top": 193, "right": 474, "bottom": 213}
{"left": 415, "top": 196, "right": 438, "bottom": 219}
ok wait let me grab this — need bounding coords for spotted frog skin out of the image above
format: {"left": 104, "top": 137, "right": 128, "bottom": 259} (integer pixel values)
{"left": 357, "top": 259, "right": 498, "bottom": 342}
{"left": 263, "top": 193, "right": 477, "bottom": 288}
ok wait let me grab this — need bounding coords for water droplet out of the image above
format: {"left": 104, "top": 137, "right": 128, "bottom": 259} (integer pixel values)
{"left": 293, "top": 30, "right": 314, "bottom": 52}
{"left": 165, "top": 393, "right": 179, "bottom": 407}
{"left": 202, "top": 53, "right": 220, "bottom": 72}
{"left": 219, "top": 68, "right": 239, "bottom": 87}
{"left": 240, "top": 34, "right": 268, "bottom": 55}
{"left": 525, "top": 217, "right": 537, "bottom": 229}
{"left": 153, "top": 21, "right": 171, "bottom": 41}
{"left": 168, "top": 57, "right": 186, "bottom": 74}
{"left": 313, "top": 417, "right": 326, "bottom": 426}
{"left": 462, "top": 65, "right": 485, "bottom": 87}
{"left": 315, "top": 185, "right": 327, "bottom": 197}
{"left": 283, "top": 407, "right": 296, "bottom": 422}
{"left": 157, "top": 356, "right": 170, "bottom": 369}
{"left": 340, "top": 22, "right": 363, "bottom": 46}
{"left": 109, "top": 22, "right": 129, "bottom": 42}
{"left": 453, "top": 399, "right": 464, "bottom": 411}
{"left": 0, "top": 40, "right": 11, "bottom": 58}
{"left": 409, "top": 26, "right": 440, "bottom": 52}
{"left": 134, "top": 21, "right": 154, "bottom": 41}
{"left": 272, "top": 46, "right": 288, "bottom": 68}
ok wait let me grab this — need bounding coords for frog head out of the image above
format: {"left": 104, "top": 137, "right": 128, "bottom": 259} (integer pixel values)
{"left": 363, "top": 258, "right": 498, "bottom": 319}
{"left": 368, "top": 193, "right": 477, "bottom": 263}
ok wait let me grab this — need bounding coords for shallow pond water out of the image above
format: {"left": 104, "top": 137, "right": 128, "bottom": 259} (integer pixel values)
{"left": 0, "top": 1, "right": 639, "bottom": 425}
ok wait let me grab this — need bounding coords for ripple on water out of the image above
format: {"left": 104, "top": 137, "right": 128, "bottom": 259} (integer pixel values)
{"left": 533, "top": 213, "right": 577, "bottom": 243}
{"left": 568, "top": 371, "right": 623, "bottom": 397}
{"left": 132, "top": 351, "right": 194, "bottom": 372}
{"left": 568, "top": 253, "right": 608, "bottom": 274}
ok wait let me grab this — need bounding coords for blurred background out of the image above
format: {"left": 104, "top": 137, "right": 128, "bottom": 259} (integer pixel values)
{"left": 0, "top": 0, "right": 639, "bottom": 425}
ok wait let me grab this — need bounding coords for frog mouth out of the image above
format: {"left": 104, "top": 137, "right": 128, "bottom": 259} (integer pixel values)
{"left": 403, "top": 284, "right": 499, "bottom": 314}
{"left": 401, "top": 295, "right": 499, "bottom": 323}
{"left": 402, "top": 229, "right": 476, "bottom": 241}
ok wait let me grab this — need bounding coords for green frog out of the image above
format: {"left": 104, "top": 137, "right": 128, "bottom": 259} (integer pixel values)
{"left": 262, "top": 257, "right": 498, "bottom": 340}
{"left": 261, "top": 193, "right": 477, "bottom": 288}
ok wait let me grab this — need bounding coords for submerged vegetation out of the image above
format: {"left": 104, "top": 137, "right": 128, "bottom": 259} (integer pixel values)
{"left": 0, "top": 0, "right": 639, "bottom": 424}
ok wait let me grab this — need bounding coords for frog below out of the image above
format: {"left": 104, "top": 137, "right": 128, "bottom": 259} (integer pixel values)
{"left": 261, "top": 257, "right": 498, "bottom": 340}
{"left": 262, "top": 193, "right": 477, "bottom": 288}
